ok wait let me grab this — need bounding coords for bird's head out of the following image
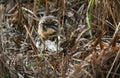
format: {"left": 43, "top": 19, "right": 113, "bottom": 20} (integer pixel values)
{"left": 38, "top": 16, "right": 60, "bottom": 41}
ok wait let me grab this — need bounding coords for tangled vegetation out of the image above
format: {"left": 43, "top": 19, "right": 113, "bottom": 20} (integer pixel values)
{"left": 0, "top": 0, "right": 120, "bottom": 78}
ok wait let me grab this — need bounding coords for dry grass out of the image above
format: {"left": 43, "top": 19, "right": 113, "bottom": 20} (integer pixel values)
{"left": 0, "top": 0, "right": 120, "bottom": 78}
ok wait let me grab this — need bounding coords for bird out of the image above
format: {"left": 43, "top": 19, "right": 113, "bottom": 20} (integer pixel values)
{"left": 38, "top": 15, "right": 60, "bottom": 41}
{"left": 38, "top": 15, "right": 60, "bottom": 52}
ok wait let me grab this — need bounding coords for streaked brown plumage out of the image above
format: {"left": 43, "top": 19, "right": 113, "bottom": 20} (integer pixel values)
{"left": 38, "top": 16, "right": 60, "bottom": 41}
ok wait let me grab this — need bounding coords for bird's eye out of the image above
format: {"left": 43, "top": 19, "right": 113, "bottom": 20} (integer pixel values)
{"left": 43, "top": 25, "right": 47, "bottom": 31}
{"left": 50, "top": 21, "right": 58, "bottom": 27}
{"left": 54, "top": 22, "right": 58, "bottom": 26}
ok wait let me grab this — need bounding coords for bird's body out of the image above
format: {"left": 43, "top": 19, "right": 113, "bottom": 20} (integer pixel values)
{"left": 37, "top": 16, "right": 65, "bottom": 52}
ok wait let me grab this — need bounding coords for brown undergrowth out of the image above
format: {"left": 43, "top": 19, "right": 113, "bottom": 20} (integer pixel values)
{"left": 0, "top": 0, "right": 120, "bottom": 78}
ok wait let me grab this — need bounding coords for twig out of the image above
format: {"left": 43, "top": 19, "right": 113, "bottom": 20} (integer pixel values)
{"left": 106, "top": 48, "right": 120, "bottom": 78}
